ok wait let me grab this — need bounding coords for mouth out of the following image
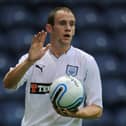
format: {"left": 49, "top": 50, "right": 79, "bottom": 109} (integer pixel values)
{"left": 63, "top": 34, "right": 71, "bottom": 39}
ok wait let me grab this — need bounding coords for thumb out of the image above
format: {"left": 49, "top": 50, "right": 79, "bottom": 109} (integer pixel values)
{"left": 43, "top": 43, "right": 51, "bottom": 52}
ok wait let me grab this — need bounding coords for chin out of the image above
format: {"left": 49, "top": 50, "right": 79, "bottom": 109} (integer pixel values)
{"left": 63, "top": 39, "right": 72, "bottom": 44}
{"left": 62, "top": 41, "right": 71, "bottom": 46}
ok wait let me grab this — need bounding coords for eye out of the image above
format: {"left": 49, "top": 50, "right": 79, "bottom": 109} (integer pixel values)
{"left": 70, "top": 21, "right": 75, "bottom": 27}
{"left": 59, "top": 20, "right": 66, "bottom": 26}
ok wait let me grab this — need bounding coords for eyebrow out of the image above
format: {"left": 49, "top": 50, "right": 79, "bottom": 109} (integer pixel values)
{"left": 59, "top": 19, "right": 75, "bottom": 23}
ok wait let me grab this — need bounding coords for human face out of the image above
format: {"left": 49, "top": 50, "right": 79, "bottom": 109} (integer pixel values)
{"left": 50, "top": 10, "right": 75, "bottom": 46}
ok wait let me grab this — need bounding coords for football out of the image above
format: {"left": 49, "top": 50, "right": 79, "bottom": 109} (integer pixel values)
{"left": 49, "top": 75, "right": 84, "bottom": 111}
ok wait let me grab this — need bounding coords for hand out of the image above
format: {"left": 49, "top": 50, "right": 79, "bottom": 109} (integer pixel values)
{"left": 28, "top": 30, "right": 50, "bottom": 62}
{"left": 53, "top": 103, "right": 78, "bottom": 117}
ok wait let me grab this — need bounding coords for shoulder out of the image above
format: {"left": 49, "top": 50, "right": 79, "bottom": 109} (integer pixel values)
{"left": 71, "top": 46, "right": 98, "bottom": 70}
{"left": 71, "top": 46, "right": 95, "bottom": 61}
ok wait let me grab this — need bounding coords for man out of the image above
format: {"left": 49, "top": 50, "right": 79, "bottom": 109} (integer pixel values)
{"left": 3, "top": 7, "right": 103, "bottom": 126}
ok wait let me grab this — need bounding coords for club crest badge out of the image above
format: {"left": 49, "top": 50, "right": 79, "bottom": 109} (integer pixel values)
{"left": 66, "top": 64, "right": 78, "bottom": 76}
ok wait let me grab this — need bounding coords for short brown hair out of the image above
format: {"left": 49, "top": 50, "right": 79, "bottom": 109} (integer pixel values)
{"left": 47, "top": 7, "right": 75, "bottom": 25}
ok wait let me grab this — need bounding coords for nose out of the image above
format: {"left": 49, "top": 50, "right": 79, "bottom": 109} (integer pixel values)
{"left": 65, "top": 23, "right": 71, "bottom": 32}
{"left": 66, "top": 23, "right": 71, "bottom": 29}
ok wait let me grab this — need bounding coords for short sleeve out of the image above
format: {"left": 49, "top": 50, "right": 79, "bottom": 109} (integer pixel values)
{"left": 84, "top": 56, "right": 103, "bottom": 108}
{"left": 10, "top": 53, "right": 32, "bottom": 89}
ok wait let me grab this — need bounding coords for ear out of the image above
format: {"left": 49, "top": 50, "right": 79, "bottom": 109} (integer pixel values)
{"left": 46, "top": 24, "right": 52, "bottom": 33}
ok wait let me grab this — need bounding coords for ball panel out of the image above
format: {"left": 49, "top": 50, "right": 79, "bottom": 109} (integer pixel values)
{"left": 58, "top": 96, "right": 84, "bottom": 110}
{"left": 50, "top": 75, "right": 84, "bottom": 111}
{"left": 50, "top": 83, "right": 67, "bottom": 106}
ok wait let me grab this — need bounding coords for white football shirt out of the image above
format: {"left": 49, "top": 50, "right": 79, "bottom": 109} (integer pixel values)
{"left": 15, "top": 46, "right": 102, "bottom": 126}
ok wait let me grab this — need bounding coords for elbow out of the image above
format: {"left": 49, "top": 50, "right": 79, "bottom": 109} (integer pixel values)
{"left": 3, "top": 78, "right": 10, "bottom": 89}
{"left": 3, "top": 77, "right": 14, "bottom": 89}
{"left": 95, "top": 107, "right": 103, "bottom": 118}
{"left": 3, "top": 77, "right": 7, "bottom": 88}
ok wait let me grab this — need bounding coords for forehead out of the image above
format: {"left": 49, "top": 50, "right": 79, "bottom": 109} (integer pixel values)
{"left": 55, "top": 10, "right": 75, "bottom": 21}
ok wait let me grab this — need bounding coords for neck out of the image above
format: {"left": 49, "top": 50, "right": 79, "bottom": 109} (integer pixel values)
{"left": 49, "top": 42, "right": 71, "bottom": 58}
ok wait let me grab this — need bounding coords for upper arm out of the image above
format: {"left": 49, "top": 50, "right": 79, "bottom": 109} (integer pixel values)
{"left": 84, "top": 56, "right": 103, "bottom": 108}
{"left": 8, "top": 54, "right": 31, "bottom": 90}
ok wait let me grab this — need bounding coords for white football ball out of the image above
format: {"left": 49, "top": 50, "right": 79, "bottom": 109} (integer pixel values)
{"left": 50, "top": 75, "right": 84, "bottom": 111}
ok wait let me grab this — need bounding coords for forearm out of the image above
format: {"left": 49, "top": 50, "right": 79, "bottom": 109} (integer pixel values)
{"left": 3, "top": 58, "right": 34, "bottom": 89}
{"left": 75, "top": 104, "right": 103, "bottom": 119}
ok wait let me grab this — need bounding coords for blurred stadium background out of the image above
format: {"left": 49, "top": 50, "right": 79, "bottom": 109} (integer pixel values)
{"left": 0, "top": 0, "right": 126, "bottom": 126}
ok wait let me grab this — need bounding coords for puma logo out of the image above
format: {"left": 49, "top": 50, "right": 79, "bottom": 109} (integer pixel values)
{"left": 35, "top": 65, "right": 44, "bottom": 72}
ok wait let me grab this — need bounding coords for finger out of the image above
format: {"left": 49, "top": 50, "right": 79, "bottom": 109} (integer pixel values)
{"left": 61, "top": 109, "right": 69, "bottom": 116}
{"left": 57, "top": 107, "right": 65, "bottom": 115}
{"left": 53, "top": 103, "right": 57, "bottom": 109}
{"left": 61, "top": 109, "right": 67, "bottom": 114}
{"left": 52, "top": 101, "right": 58, "bottom": 110}
{"left": 37, "top": 31, "right": 44, "bottom": 40}
{"left": 43, "top": 43, "right": 51, "bottom": 52}
{"left": 53, "top": 105, "right": 61, "bottom": 114}
{"left": 32, "top": 30, "right": 47, "bottom": 44}
{"left": 32, "top": 34, "right": 37, "bottom": 44}
{"left": 32, "top": 33, "right": 42, "bottom": 45}
{"left": 38, "top": 30, "right": 47, "bottom": 42}
{"left": 35, "top": 31, "right": 42, "bottom": 42}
